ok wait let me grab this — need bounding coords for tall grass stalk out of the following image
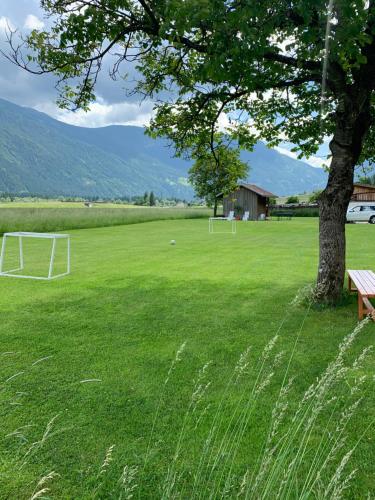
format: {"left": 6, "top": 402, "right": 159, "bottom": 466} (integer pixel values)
{"left": 142, "top": 342, "right": 187, "bottom": 475}
{"left": 247, "top": 318, "right": 371, "bottom": 499}
{"left": 29, "top": 471, "right": 58, "bottom": 500}
{"left": 247, "top": 300, "right": 313, "bottom": 494}
{"left": 192, "top": 309, "right": 293, "bottom": 498}
{"left": 208, "top": 342, "right": 283, "bottom": 500}
{"left": 162, "top": 361, "right": 212, "bottom": 499}
{"left": 92, "top": 444, "right": 116, "bottom": 498}
{"left": 21, "top": 414, "right": 60, "bottom": 468}
{"left": 119, "top": 465, "right": 138, "bottom": 499}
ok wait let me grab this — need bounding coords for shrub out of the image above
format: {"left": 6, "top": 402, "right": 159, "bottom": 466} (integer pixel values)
{"left": 286, "top": 195, "right": 299, "bottom": 204}
{"left": 309, "top": 190, "right": 323, "bottom": 203}
{"left": 234, "top": 204, "right": 244, "bottom": 217}
{"left": 270, "top": 207, "right": 319, "bottom": 217}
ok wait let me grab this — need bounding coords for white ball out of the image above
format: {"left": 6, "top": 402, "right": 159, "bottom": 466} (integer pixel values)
{"left": 170, "top": 240, "right": 176, "bottom": 245}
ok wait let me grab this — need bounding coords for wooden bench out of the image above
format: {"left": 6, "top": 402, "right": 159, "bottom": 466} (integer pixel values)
{"left": 347, "top": 270, "right": 375, "bottom": 320}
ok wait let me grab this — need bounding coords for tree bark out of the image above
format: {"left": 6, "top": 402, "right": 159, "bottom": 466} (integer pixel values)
{"left": 316, "top": 94, "right": 372, "bottom": 304}
{"left": 214, "top": 198, "right": 218, "bottom": 217}
{"left": 316, "top": 147, "right": 354, "bottom": 304}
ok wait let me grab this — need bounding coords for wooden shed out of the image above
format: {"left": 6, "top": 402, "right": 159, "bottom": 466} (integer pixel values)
{"left": 219, "top": 184, "right": 276, "bottom": 220}
{"left": 351, "top": 183, "right": 375, "bottom": 202}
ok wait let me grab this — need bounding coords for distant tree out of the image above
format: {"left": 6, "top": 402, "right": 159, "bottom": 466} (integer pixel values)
{"left": 143, "top": 191, "right": 149, "bottom": 205}
{"left": 309, "top": 190, "right": 323, "bottom": 203}
{"left": 358, "top": 174, "right": 375, "bottom": 186}
{"left": 269, "top": 197, "right": 277, "bottom": 206}
{"left": 149, "top": 191, "right": 156, "bottom": 206}
{"left": 189, "top": 140, "right": 248, "bottom": 217}
{"left": 133, "top": 195, "right": 144, "bottom": 206}
{"left": 286, "top": 195, "right": 300, "bottom": 204}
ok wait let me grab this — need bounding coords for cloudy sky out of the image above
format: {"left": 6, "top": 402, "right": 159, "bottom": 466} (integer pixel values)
{"left": 0, "top": 0, "right": 329, "bottom": 166}
{"left": 0, "top": 0, "right": 156, "bottom": 127}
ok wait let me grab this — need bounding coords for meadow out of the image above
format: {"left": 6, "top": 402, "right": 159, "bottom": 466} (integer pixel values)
{"left": 0, "top": 201, "right": 133, "bottom": 209}
{"left": 0, "top": 207, "right": 209, "bottom": 234}
{"left": 0, "top": 217, "right": 374, "bottom": 498}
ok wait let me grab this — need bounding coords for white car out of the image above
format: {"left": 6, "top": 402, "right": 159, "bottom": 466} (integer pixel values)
{"left": 346, "top": 204, "right": 375, "bottom": 223}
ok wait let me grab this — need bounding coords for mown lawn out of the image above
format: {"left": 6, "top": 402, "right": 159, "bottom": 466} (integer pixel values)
{"left": 0, "top": 218, "right": 374, "bottom": 498}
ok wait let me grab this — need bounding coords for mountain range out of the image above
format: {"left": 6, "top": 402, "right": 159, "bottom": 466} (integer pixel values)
{"left": 0, "top": 97, "right": 328, "bottom": 199}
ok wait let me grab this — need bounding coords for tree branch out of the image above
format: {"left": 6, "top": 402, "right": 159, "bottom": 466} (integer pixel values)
{"left": 263, "top": 52, "right": 321, "bottom": 73}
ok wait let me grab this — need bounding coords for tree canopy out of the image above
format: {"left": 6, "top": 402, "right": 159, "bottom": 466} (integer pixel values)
{"left": 357, "top": 173, "right": 375, "bottom": 185}
{"left": 149, "top": 190, "right": 156, "bottom": 205}
{"left": 189, "top": 140, "right": 248, "bottom": 215}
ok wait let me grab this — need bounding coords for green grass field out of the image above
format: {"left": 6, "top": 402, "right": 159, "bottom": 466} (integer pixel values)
{"left": 0, "top": 218, "right": 374, "bottom": 498}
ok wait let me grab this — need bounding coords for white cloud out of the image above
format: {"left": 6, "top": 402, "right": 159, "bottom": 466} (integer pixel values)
{"left": 274, "top": 145, "right": 330, "bottom": 169}
{"left": 304, "top": 155, "right": 331, "bottom": 169}
{"left": 274, "top": 146, "right": 298, "bottom": 159}
{"left": 24, "top": 14, "right": 44, "bottom": 30}
{"left": 0, "top": 16, "right": 14, "bottom": 33}
{"left": 35, "top": 97, "right": 155, "bottom": 128}
{"left": 217, "top": 113, "right": 231, "bottom": 131}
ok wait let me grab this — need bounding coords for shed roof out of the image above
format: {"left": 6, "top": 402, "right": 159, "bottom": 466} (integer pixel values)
{"left": 239, "top": 183, "right": 277, "bottom": 198}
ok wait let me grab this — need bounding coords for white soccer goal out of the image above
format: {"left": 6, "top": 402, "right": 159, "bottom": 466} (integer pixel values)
{"left": 208, "top": 217, "right": 237, "bottom": 234}
{"left": 0, "top": 232, "right": 70, "bottom": 280}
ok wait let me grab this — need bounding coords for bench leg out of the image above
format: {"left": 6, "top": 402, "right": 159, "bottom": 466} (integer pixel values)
{"left": 358, "top": 294, "right": 364, "bottom": 320}
{"left": 362, "top": 296, "right": 375, "bottom": 321}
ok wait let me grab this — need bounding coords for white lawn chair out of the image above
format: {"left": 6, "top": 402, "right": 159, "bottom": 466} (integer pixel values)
{"left": 226, "top": 210, "right": 235, "bottom": 221}
{"left": 242, "top": 211, "right": 249, "bottom": 221}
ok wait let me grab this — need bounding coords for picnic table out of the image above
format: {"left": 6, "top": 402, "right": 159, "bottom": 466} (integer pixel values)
{"left": 347, "top": 270, "right": 375, "bottom": 320}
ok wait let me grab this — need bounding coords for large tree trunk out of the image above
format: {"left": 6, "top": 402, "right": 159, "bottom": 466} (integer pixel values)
{"left": 214, "top": 198, "right": 218, "bottom": 217}
{"left": 316, "top": 146, "right": 354, "bottom": 304}
{"left": 315, "top": 95, "right": 372, "bottom": 304}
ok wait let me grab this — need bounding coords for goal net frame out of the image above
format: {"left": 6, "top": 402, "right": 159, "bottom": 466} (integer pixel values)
{"left": 208, "top": 217, "right": 237, "bottom": 234}
{"left": 0, "top": 232, "right": 70, "bottom": 280}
